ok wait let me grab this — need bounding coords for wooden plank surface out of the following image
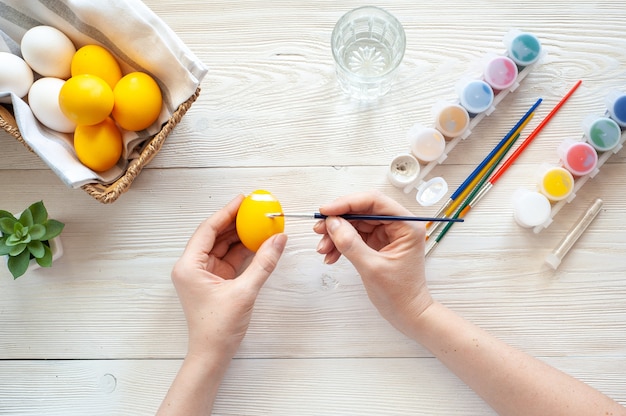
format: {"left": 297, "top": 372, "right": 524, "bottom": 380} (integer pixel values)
{"left": 0, "top": 357, "right": 624, "bottom": 416}
{"left": 1, "top": 0, "right": 625, "bottom": 414}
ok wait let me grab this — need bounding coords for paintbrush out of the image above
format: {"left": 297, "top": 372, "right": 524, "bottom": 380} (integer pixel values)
{"left": 267, "top": 213, "right": 464, "bottom": 222}
{"left": 426, "top": 80, "right": 583, "bottom": 256}
{"left": 426, "top": 131, "right": 521, "bottom": 256}
{"left": 425, "top": 97, "right": 542, "bottom": 239}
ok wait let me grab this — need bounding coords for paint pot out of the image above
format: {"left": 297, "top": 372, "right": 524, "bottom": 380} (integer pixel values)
{"left": 456, "top": 79, "right": 494, "bottom": 116}
{"left": 537, "top": 165, "right": 575, "bottom": 202}
{"left": 581, "top": 115, "right": 622, "bottom": 152}
{"left": 408, "top": 124, "right": 446, "bottom": 163}
{"left": 388, "top": 153, "right": 420, "bottom": 188}
{"left": 504, "top": 30, "right": 542, "bottom": 67}
{"left": 511, "top": 188, "right": 552, "bottom": 228}
{"left": 557, "top": 139, "right": 598, "bottom": 177}
{"left": 431, "top": 101, "right": 470, "bottom": 138}
{"left": 604, "top": 90, "right": 626, "bottom": 127}
{"left": 483, "top": 55, "right": 519, "bottom": 92}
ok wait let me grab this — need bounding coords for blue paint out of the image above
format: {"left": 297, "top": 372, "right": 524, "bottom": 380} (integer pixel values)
{"left": 609, "top": 94, "right": 626, "bottom": 126}
{"left": 459, "top": 80, "right": 494, "bottom": 115}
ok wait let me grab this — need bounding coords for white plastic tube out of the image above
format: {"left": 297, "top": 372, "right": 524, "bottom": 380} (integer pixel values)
{"left": 545, "top": 198, "right": 603, "bottom": 270}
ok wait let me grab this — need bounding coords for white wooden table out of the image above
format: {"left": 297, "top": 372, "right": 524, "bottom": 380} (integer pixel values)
{"left": 1, "top": 1, "right": 625, "bottom": 414}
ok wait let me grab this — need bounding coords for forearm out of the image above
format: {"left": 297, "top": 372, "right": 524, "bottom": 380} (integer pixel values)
{"left": 157, "top": 352, "right": 231, "bottom": 416}
{"left": 409, "top": 301, "right": 625, "bottom": 416}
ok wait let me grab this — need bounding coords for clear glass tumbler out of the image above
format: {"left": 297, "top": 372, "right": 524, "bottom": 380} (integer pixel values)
{"left": 331, "top": 6, "right": 406, "bottom": 100}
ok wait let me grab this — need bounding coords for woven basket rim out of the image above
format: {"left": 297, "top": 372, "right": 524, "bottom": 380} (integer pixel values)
{"left": 0, "top": 86, "right": 200, "bottom": 204}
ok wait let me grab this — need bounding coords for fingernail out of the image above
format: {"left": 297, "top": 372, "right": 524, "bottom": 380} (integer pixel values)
{"left": 273, "top": 233, "right": 288, "bottom": 250}
{"left": 313, "top": 220, "right": 324, "bottom": 232}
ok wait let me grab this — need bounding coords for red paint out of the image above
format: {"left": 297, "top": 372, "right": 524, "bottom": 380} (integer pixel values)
{"left": 563, "top": 142, "right": 598, "bottom": 176}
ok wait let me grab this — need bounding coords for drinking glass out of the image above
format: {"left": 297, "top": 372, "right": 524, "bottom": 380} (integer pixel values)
{"left": 331, "top": 6, "right": 406, "bottom": 100}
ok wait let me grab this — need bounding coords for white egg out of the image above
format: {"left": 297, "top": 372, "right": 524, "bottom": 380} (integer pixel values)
{"left": 0, "top": 52, "right": 34, "bottom": 103}
{"left": 28, "top": 77, "right": 76, "bottom": 133}
{"left": 21, "top": 26, "right": 76, "bottom": 79}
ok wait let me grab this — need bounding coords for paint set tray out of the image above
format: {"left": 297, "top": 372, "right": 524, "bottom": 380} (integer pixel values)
{"left": 388, "top": 30, "right": 543, "bottom": 207}
{"left": 523, "top": 107, "right": 626, "bottom": 233}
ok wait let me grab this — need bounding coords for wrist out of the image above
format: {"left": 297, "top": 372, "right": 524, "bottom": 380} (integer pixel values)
{"left": 186, "top": 344, "right": 233, "bottom": 362}
{"left": 405, "top": 300, "right": 468, "bottom": 352}
{"left": 385, "top": 292, "right": 434, "bottom": 339}
{"left": 185, "top": 347, "right": 233, "bottom": 378}
{"left": 187, "top": 329, "right": 241, "bottom": 363}
{"left": 397, "top": 298, "right": 440, "bottom": 340}
{"left": 157, "top": 348, "right": 232, "bottom": 415}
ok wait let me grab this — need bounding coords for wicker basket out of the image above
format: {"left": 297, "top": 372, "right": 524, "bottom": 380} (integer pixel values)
{"left": 0, "top": 87, "right": 200, "bottom": 203}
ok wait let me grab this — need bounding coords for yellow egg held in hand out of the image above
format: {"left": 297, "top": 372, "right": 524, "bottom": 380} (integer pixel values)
{"left": 73, "top": 117, "right": 122, "bottom": 172}
{"left": 59, "top": 74, "right": 114, "bottom": 125}
{"left": 71, "top": 45, "right": 122, "bottom": 89}
{"left": 236, "top": 190, "right": 285, "bottom": 252}
{"left": 112, "top": 72, "right": 162, "bottom": 131}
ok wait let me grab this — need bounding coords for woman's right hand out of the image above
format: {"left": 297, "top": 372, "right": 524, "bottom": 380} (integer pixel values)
{"left": 313, "top": 190, "right": 433, "bottom": 335}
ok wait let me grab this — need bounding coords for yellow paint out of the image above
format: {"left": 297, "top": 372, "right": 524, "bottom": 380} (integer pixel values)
{"left": 540, "top": 167, "right": 574, "bottom": 201}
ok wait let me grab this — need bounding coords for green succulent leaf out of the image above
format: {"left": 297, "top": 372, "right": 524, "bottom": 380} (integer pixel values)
{"left": 5, "top": 234, "right": 19, "bottom": 246}
{"left": 36, "top": 244, "right": 53, "bottom": 267}
{"left": 6, "top": 232, "right": 30, "bottom": 246}
{"left": 28, "top": 201, "right": 48, "bottom": 224}
{"left": 0, "top": 210, "right": 16, "bottom": 220}
{"left": 0, "top": 217, "right": 16, "bottom": 234}
{"left": 13, "top": 221, "right": 24, "bottom": 234}
{"left": 0, "top": 236, "right": 10, "bottom": 255}
{"left": 8, "top": 249, "right": 30, "bottom": 279}
{"left": 13, "top": 224, "right": 28, "bottom": 239}
{"left": 28, "top": 224, "right": 46, "bottom": 241}
{"left": 27, "top": 240, "right": 45, "bottom": 259}
{"left": 5, "top": 234, "right": 18, "bottom": 246}
{"left": 9, "top": 243, "right": 27, "bottom": 256}
{"left": 42, "top": 220, "right": 64, "bottom": 240}
{"left": 19, "top": 208, "right": 34, "bottom": 227}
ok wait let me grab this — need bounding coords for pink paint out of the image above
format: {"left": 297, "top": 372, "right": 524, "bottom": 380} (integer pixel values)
{"left": 560, "top": 141, "right": 598, "bottom": 176}
{"left": 484, "top": 56, "right": 518, "bottom": 91}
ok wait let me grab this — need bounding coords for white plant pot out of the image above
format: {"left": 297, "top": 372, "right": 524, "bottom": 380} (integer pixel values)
{"left": 27, "top": 235, "right": 64, "bottom": 272}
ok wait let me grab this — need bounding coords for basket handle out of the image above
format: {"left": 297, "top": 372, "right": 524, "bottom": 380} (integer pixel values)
{"left": 0, "top": 105, "right": 19, "bottom": 129}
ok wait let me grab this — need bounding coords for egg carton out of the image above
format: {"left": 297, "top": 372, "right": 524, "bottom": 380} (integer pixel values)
{"left": 388, "top": 30, "right": 543, "bottom": 206}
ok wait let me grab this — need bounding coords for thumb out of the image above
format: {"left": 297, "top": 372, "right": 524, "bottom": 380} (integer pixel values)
{"left": 241, "top": 233, "right": 288, "bottom": 293}
{"left": 325, "top": 217, "right": 371, "bottom": 269}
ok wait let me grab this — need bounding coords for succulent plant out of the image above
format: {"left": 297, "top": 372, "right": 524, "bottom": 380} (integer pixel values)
{"left": 0, "top": 201, "right": 64, "bottom": 279}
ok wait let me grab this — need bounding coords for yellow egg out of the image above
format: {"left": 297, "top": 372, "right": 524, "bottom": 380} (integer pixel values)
{"left": 112, "top": 72, "right": 162, "bottom": 131}
{"left": 71, "top": 45, "right": 122, "bottom": 89}
{"left": 73, "top": 117, "right": 122, "bottom": 172}
{"left": 236, "top": 190, "right": 285, "bottom": 252}
{"left": 59, "top": 74, "right": 114, "bottom": 125}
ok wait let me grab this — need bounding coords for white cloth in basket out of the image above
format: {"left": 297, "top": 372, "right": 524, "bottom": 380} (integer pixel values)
{"left": 0, "top": 0, "right": 207, "bottom": 188}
